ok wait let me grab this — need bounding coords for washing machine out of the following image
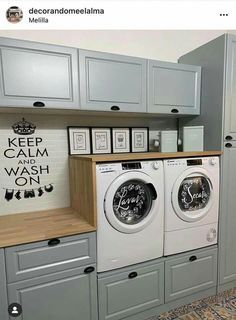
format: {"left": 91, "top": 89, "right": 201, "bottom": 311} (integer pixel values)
{"left": 164, "top": 156, "right": 219, "bottom": 256}
{"left": 96, "top": 160, "right": 164, "bottom": 272}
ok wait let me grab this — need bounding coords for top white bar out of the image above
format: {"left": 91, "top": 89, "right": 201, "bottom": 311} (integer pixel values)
{"left": 0, "top": 1, "right": 236, "bottom": 30}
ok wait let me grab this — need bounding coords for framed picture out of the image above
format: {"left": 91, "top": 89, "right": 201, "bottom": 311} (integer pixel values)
{"left": 112, "top": 128, "right": 130, "bottom": 153}
{"left": 67, "top": 127, "right": 91, "bottom": 155}
{"left": 91, "top": 128, "right": 111, "bottom": 154}
{"left": 131, "top": 127, "right": 149, "bottom": 152}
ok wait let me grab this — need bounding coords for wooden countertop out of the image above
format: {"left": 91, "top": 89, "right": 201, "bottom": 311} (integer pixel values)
{"left": 70, "top": 151, "right": 222, "bottom": 162}
{"left": 0, "top": 207, "right": 96, "bottom": 248}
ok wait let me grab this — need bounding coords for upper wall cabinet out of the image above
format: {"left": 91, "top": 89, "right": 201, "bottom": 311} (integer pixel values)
{"left": 79, "top": 50, "right": 147, "bottom": 113}
{"left": 148, "top": 60, "right": 201, "bottom": 115}
{"left": 0, "top": 38, "right": 79, "bottom": 109}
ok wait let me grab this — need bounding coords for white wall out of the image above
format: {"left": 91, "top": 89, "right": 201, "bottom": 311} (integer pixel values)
{"left": 0, "top": 30, "right": 235, "bottom": 62}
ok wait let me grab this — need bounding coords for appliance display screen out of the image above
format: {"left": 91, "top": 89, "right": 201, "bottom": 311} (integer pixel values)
{"left": 187, "top": 159, "right": 202, "bottom": 166}
{"left": 122, "top": 162, "right": 141, "bottom": 170}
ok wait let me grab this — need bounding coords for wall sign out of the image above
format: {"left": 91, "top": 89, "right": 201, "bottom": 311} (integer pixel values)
{"left": 2, "top": 118, "right": 54, "bottom": 202}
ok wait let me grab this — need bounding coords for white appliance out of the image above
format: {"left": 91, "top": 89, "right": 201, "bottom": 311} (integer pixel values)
{"left": 96, "top": 160, "right": 164, "bottom": 272}
{"left": 164, "top": 156, "right": 219, "bottom": 256}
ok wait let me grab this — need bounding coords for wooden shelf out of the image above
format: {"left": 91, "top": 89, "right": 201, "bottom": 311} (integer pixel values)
{"left": 70, "top": 151, "right": 222, "bottom": 163}
{"left": 0, "top": 207, "right": 96, "bottom": 248}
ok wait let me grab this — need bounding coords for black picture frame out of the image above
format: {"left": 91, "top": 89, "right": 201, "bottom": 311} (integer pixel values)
{"left": 67, "top": 126, "right": 91, "bottom": 155}
{"left": 91, "top": 127, "right": 112, "bottom": 154}
{"left": 131, "top": 127, "right": 149, "bottom": 153}
{"left": 111, "top": 128, "right": 131, "bottom": 153}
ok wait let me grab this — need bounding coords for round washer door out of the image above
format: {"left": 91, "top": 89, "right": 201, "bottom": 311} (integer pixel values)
{"left": 104, "top": 171, "right": 159, "bottom": 233}
{"left": 172, "top": 168, "right": 214, "bottom": 222}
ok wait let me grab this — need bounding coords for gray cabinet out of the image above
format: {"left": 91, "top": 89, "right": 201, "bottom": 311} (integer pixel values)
{"left": 0, "top": 249, "right": 8, "bottom": 320}
{"left": 219, "top": 143, "right": 236, "bottom": 284}
{"left": 224, "top": 35, "right": 236, "bottom": 140}
{"left": 79, "top": 49, "right": 147, "bottom": 113}
{"left": 165, "top": 247, "right": 217, "bottom": 302}
{"left": 5, "top": 232, "right": 97, "bottom": 320}
{"left": 148, "top": 60, "right": 201, "bottom": 115}
{"left": 8, "top": 265, "right": 97, "bottom": 320}
{"left": 0, "top": 37, "right": 79, "bottom": 109}
{"left": 179, "top": 33, "right": 236, "bottom": 290}
{"left": 98, "top": 260, "right": 164, "bottom": 320}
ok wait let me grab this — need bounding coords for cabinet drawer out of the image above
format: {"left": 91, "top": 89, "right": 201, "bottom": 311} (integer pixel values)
{"left": 165, "top": 247, "right": 217, "bottom": 302}
{"left": 98, "top": 261, "right": 164, "bottom": 320}
{"left": 5, "top": 232, "right": 96, "bottom": 283}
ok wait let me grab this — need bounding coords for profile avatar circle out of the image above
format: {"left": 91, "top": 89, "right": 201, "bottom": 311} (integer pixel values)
{"left": 6, "top": 6, "right": 23, "bottom": 24}
{"left": 8, "top": 303, "right": 22, "bottom": 317}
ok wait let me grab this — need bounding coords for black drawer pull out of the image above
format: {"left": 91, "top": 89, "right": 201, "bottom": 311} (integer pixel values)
{"left": 48, "top": 238, "right": 60, "bottom": 247}
{"left": 171, "top": 108, "right": 179, "bottom": 113}
{"left": 225, "top": 135, "right": 233, "bottom": 140}
{"left": 110, "top": 105, "right": 120, "bottom": 111}
{"left": 189, "top": 255, "right": 197, "bottom": 262}
{"left": 33, "top": 101, "right": 45, "bottom": 107}
{"left": 84, "top": 266, "right": 95, "bottom": 274}
{"left": 128, "top": 272, "right": 138, "bottom": 279}
{"left": 225, "top": 143, "right": 232, "bottom": 148}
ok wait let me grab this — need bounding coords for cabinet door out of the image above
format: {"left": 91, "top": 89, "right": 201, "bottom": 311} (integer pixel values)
{"left": 148, "top": 60, "right": 201, "bottom": 115}
{"left": 165, "top": 247, "right": 217, "bottom": 302}
{"left": 0, "top": 37, "right": 79, "bottom": 109}
{"left": 224, "top": 35, "right": 236, "bottom": 140}
{"left": 7, "top": 265, "right": 97, "bottom": 320}
{"left": 98, "top": 261, "right": 164, "bottom": 320}
{"left": 79, "top": 50, "right": 147, "bottom": 113}
{"left": 219, "top": 143, "right": 236, "bottom": 285}
{"left": 0, "top": 249, "right": 8, "bottom": 320}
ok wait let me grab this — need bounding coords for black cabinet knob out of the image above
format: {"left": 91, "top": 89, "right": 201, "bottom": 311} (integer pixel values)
{"left": 225, "top": 143, "right": 232, "bottom": 148}
{"left": 84, "top": 266, "right": 95, "bottom": 274}
{"left": 171, "top": 108, "right": 179, "bottom": 113}
{"left": 110, "top": 105, "right": 120, "bottom": 111}
{"left": 189, "top": 255, "right": 197, "bottom": 262}
{"left": 33, "top": 101, "right": 45, "bottom": 107}
{"left": 225, "top": 135, "right": 233, "bottom": 140}
{"left": 48, "top": 238, "right": 60, "bottom": 247}
{"left": 128, "top": 271, "right": 138, "bottom": 279}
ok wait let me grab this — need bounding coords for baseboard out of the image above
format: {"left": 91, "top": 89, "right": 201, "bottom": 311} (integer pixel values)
{"left": 218, "top": 280, "right": 236, "bottom": 292}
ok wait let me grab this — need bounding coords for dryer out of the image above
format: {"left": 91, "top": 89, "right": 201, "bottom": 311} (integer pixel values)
{"left": 164, "top": 156, "right": 219, "bottom": 256}
{"left": 96, "top": 160, "right": 164, "bottom": 272}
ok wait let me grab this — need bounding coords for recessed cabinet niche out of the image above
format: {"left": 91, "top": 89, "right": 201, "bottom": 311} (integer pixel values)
{"left": 79, "top": 49, "right": 147, "bottom": 112}
{"left": 0, "top": 37, "right": 79, "bottom": 109}
{"left": 148, "top": 60, "right": 201, "bottom": 115}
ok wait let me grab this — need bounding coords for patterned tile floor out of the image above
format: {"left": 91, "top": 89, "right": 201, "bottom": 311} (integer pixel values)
{"left": 148, "top": 288, "right": 236, "bottom": 320}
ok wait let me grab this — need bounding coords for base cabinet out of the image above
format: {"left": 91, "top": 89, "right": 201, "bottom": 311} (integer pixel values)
{"left": 4, "top": 232, "right": 97, "bottom": 320}
{"left": 165, "top": 247, "right": 218, "bottom": 303}
{"left": 98, "top": 260, "right": 164, "bottom": 320}
{"left": 7, "top": 265, "right": 97, "bottom": 320}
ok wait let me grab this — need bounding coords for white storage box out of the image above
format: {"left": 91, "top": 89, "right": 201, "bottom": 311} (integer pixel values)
{"left": 160, "top": 130, "right": 178, "bottom": 152}
{"left": 182, "top": 126, "right": 204, "bottom": 151}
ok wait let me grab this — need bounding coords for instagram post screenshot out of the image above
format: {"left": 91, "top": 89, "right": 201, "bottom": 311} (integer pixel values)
{"left": 0, "top": 0, "right": 236, "bottom": 319}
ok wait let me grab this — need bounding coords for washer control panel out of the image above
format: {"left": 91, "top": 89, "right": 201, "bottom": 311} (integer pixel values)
{"left": 165, "top": 157, "right": 218, "bottom": 167}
